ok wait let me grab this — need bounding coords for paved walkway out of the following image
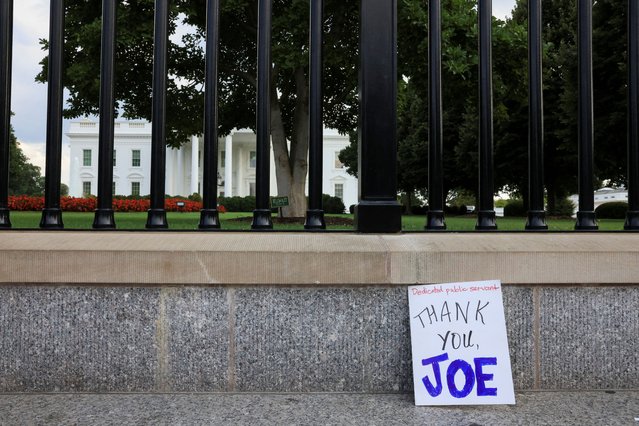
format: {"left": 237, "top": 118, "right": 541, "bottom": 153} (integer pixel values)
{"left": 0, "top": 391, "right": 637, "bottom": 425}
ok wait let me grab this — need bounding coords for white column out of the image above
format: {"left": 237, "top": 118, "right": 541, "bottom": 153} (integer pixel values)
{"left": 237, "top": 149, "right": 244, "bottom": 196}
{"left": 224, "top": 135, "right": 233, "bottom": 196}
{"left": 176, "top": 146, "right": 184, "bottom": 196}
{"left": 165, "top": 148, "right": 174, "bottom": 196}
{"left": 190, "top": 135, "right": 199, "bottom": 194}
{"left": 71, "top": 157, "right": 80, "bottom": 197}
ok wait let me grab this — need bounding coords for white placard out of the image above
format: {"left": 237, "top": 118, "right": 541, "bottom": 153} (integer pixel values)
{"left": 408, "top": 280, "right": 515, "bottom": 406}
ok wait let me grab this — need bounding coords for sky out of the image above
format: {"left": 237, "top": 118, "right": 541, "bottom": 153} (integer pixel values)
{"left": 10, "top": 0, "right": 517, "bottom": 185}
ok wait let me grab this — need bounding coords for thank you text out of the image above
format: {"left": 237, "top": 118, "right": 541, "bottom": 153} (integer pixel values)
{"left": 408, "top": 280, "right": 515, "bottom": 405}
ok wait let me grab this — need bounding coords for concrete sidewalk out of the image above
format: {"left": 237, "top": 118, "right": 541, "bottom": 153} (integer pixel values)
{"left": 0, "top": 391, "right": 637, "bottom": 426}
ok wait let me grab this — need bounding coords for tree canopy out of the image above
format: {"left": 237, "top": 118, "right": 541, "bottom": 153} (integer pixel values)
{"left": 340, "top": 0, "right": 629, "bottom": 213}
{"left": 38, "top": 0, "right": 359, "bottom": 216}
{"left": 39, "top": 0, "right": 631, "bottom": 214}
{"left": 340, "top": 0, "right": 530, "bottom": 205}
{"left": 8, "top": 125, "right": 44, "bottom": 196}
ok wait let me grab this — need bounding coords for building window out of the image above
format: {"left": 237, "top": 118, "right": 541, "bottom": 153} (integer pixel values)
{"left": 132, "top": 150, "right": 141, "bottom": 167}
{"left": 131, "top": 182, "right": 140, "bottom": 196}
{"left": 83, "top": 149, "right": 92, "bottom": 167}
{"left": 221, "top": 151, "right": 225, "bottom": 168}
{"left": 334, "top": 183, "right": 344, "bottom": 200}
{"left": 82, "top": 181, "right": 92, "bottom": 197}
{"left": 112, "top": 182, "right": 116, "bottom": 195}
{"left": 334, "top": 152, "right": 344, "bottom": 169}
{"left": 249, "top": 182, "right": 256, "bottom": 196}
{"left": 249, "top": 151, "right": 256, "bottom": 168}
{"left": 113, "top": 150, "right": 117, "bottom": 167}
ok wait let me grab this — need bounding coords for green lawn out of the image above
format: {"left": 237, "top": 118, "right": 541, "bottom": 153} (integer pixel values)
{"left": 6, "top": 211, "right": 627, "bottom": 231}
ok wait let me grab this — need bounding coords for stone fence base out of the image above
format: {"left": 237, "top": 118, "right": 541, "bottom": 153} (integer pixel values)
{"left": 0, "top": 233, "right": 637, "bottom": 392}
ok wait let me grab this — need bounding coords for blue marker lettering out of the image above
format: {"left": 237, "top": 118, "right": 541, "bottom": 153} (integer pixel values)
{"left": 421, "top": 353, "right": 449, "bottom": 396}
{"left": 446, "top": 359, "right": 475, "bottom": 398}
{"left": 474, "top": 357, "right": 498, "bottom": 396}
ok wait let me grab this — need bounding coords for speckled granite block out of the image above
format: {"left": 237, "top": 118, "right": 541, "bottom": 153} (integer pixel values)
{"left": 540, "top": 287, "right": 639, "bottom": 389}
{"left": 234, "top": 288, "right": 371, "bottom": 392}
{"left": 502, "top": 286, "right": 535, "bottom": 390}
{"left": 164, "top": 287, "right": 229, "bottom": 391}
{"left": 0, "top": 287, "right": 159, "bottom": 392}
{"left": 362, "top": 287, "right": 412, "bottom": 392}
{"left": 234, "top": 286, "right": 535, "bottom": 393}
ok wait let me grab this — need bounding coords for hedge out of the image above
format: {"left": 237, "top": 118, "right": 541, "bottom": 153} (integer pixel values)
{"left": 595, "top": 202, "right": 628, "bottom": 219}
{"left": 503, "top": 199, "right": 526, "bottom": 217}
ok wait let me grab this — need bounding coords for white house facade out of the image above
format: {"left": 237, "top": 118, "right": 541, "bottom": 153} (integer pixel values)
{"left": 67, "top": 120, "right": 358, "bottom": 209}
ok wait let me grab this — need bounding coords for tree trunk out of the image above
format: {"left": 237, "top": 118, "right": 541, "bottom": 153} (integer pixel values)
{"left": 289, "top": 67, "right": 310, "bottom": 217}
{"left": 268, "top": 66, "right": 309, "bottom": 218}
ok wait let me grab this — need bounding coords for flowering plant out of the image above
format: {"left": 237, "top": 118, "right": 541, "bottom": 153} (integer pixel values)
{"left": 9, "top": 195, "right": 226, "bottom": 213}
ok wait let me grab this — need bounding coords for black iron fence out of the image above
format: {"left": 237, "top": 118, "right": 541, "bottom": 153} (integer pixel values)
{"left": 0, "top": 0, "right": 638, "bottom": 233}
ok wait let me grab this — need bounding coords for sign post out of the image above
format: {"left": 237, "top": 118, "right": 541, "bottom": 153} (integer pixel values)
{"left": 270, "top": 196, "right": 289, "bottom": 217}
{"left": 408, "top": 280, "right": 515, "bottom": 405}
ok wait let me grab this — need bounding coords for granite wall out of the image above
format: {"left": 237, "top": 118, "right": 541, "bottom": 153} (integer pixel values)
{"left": 0, "top": 285, "right": 636, "bottom": 393}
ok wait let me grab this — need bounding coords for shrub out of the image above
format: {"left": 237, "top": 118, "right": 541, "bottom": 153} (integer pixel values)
{"left": 322, "top": 194, "right": 345, "bottom": 214}
{"left": 349, "top": 204, "right": 355, "bottom": 214}
{"left": 444, "top": 205, "right": 467, "bottom": 215}
{"left": 218, "top": 196, "right": 256, "bottom": 212}
{"left": 595, "top": 202, "right": 628, "bottom": 219}
{"left": 503, "top": 199, "right": 526, "bottom": 217}
{"left": 188, "top": 193, "right": 202, "bottom": 202}
{"left": 410, "top": 205, "right": 428, "bottom": 215}
{"left": 548, "top": 197, "right": 575, "bottom": 217}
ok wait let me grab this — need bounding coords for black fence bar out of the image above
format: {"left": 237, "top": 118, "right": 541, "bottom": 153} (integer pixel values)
{"left": 526, "top": 0, "right": 547, "bottom": 230}
{"left": 0, "top": 0, "right": 12, "bottom": 228}
{"left": 627, "top": 0, "right": 639, "bottom": 230}
{"left": 355, "top": 0, "right": 402, "bottom": 233}
{"left": 252, "top": 0, "right": 273, "bottom": 230}
{"left": 40, "top": 0, "right": 65, "bottom": 229}
{"left": 476, "top": 0, "right": 497, "bottom": 230}
{"left": 575, "top": 0, "right": 597, "bottom": 230}
{"left": 199, "top": 0, "right": 221, "bottom": 230}
{"left": 426, "top": 0, "right": 446, "bottom": 230}
{"left": 304, "top": 0, "right": 325, "bottom": 230}
{"left": 146, "top": 0, "right": 169, "bottom": 229}
{"left": 93, "top": 0, "right": 117, "bottom": 229}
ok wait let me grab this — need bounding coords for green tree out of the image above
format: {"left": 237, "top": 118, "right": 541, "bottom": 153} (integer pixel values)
{"left": 39, "top": 0, "right": 359, "bottom": 217}
{"left": 511, "top": 0, "right": 628, "bottom": 211}
{"left": 340, "top": 0, "right": 529, "bottom": 205}
{"left": 8, "top": 127, "right": 44, "bottom": 195}
{"left": 511, "top": 0, "right": 578, "bottom": 211}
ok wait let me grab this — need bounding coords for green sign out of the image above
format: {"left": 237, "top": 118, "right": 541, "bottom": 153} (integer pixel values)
{"left": 271, "top": 196, "right": 289, "bottom": 208}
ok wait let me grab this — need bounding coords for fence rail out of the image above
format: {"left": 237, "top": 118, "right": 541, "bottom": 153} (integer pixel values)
{"left": 0, "top": 0, "right": 638, "bottom": 232}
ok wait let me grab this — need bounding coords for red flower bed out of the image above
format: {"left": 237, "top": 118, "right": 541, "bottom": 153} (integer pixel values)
{"left": 8, "top": 195, "right": 45, "bottom": 211}
{"left": 112, "top": 198, "right": 149, "bottom": 212}
{"left": 8, "top": 195, "right": 226, "bottom": 213}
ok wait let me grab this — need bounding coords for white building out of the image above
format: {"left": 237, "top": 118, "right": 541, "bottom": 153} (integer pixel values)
{"left": 568, "top": 187, "right": 629, "bottom": 216}
{"left": 67, "top": 120, "right": 358, "bottom": 209}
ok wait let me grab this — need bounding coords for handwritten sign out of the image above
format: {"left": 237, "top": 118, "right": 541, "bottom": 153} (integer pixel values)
{"left": 408, "top": 280, "right": 515, "bottom": 405}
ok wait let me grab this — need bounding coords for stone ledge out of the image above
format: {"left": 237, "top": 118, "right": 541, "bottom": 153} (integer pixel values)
{"left": 0, "top": 232, "right": 638, "bottom": 285}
